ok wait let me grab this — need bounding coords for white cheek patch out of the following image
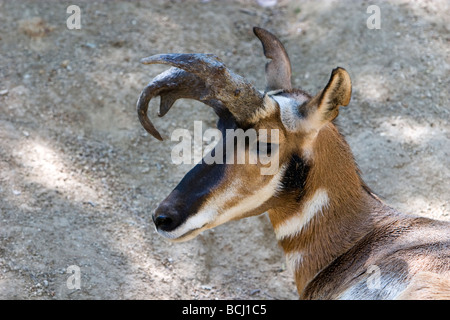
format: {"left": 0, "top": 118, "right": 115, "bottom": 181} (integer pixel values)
{"left": 157, "top": 208, "right": 217, "bottom": 241}
{"left": 275, "top": 188, "right": 329, "bottom": 240}
{"left": 161, "top": 165, "right": 287, "bottom": 241}
{"left": 212, "top": 165, "right": 287, "bottom": 227}
{"left": 158, "top": 178, "right": 245, "bottom": 240}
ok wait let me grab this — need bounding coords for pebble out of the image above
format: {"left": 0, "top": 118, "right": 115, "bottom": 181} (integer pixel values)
{"left": 250, "top": 289, "right": 260, "bottom": 295}
{"left": 83, "top": 42, "right": 96, "bottom": 49}
{"left": 200, "top": 285, "right": 212, "bottom": 290}
{"left": 60, "top": 60, "right": 70, "bottom": 68}
{"left": 257, "top": 0, "right": 277, "bottom": 7}
{"left": 0, "top": 89, "right": 8, "bottom": 96}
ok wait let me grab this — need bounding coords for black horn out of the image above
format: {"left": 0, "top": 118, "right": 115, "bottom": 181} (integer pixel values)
{"left": 253, "top": 27, "right": 292, "bottom": 91}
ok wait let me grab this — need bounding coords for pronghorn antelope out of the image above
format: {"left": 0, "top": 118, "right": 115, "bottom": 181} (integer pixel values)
{"left": 137, "top": 27, "right": 450, "bottom": 299}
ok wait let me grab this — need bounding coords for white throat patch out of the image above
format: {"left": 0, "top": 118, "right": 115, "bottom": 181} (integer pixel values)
{"left": 274, "top": 188, "right": 330, "bottom": 240}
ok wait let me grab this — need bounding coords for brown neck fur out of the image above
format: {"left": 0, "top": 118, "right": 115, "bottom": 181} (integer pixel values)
{"left": 268, "top": 123, "right": 388, "bottom": 295}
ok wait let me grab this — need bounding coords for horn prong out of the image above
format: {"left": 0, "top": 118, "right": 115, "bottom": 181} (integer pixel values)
{"left": 253, "top": 27, "right": 292, "bottom": 91}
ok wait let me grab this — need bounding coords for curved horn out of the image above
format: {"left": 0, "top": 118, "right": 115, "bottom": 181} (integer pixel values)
{"left": 253, "top": 27, "right": 292, "bottom": 91}
{"left": 137, "top": 53, "right": 264, "bottom": 140}
{"left": 137, "top": 67, "right": 224, "bottom": 140}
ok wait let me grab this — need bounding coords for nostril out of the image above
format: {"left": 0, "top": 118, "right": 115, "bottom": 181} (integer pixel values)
{"left": 154, "top": 214, "right": 173, "bottom": 229}
{"left": 153, "top": 202, "right": 183, "bottom": 232}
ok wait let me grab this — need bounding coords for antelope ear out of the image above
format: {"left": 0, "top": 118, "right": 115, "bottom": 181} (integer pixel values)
{"left": 275, "top": 68, "right": 351, "bottom": 135}
{"left": 314, "top": 67, "right": 352, "bottom": 123}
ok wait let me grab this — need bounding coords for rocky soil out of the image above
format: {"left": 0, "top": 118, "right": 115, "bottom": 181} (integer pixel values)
{"left": 0, "top": 0, "right": 448, "bottom": 299}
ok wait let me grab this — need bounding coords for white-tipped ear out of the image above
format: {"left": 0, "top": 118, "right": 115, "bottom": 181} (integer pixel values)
{"left": 316, "top": 67, "right": 352, "bottom": 122}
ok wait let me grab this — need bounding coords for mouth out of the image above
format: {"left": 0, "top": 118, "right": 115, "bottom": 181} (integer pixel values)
{"left": 155, "top": 223, "right": 208, "bottom": 243}
{"left": 152, "top": 207, "right": 218, "bottom": 242}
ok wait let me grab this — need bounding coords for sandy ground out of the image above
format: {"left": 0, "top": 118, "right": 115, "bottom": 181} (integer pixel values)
{"left": 0, "top": 0, "right": 449, "bottom": 299}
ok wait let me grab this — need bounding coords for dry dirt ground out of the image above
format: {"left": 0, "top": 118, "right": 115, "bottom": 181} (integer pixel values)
{"left": 0, "top": 0, "right": 449, "bottom": 299}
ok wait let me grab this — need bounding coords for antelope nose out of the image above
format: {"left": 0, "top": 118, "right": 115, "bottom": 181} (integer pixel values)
{"left": 152, "top": 213, "right": 173, "bottom": 230}
{"left": 152, "top": 205, "right": 182, "bottom": 232}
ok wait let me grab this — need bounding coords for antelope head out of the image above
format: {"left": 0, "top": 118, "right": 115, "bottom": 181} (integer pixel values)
{"left": 137, "top": 27, "right": 352, "bottom": 242}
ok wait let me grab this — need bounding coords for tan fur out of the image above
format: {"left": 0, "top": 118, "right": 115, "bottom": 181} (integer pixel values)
{"left": 146, "top": 37, "right": 449, "bottom": 299}
{"left": 396, "top": 272, "right": 450, "bottom": 300}
{"left": 169, "top": 88, "right": 449, "bottom": 298}
{"left": 267, "top": 122, "right": 449, "bottom": 299}
{"left": 208, "top": 97, "right": 450, "bottom": 299}
{"left": 268, "top": 123, "right": 375, "bottom": 294}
